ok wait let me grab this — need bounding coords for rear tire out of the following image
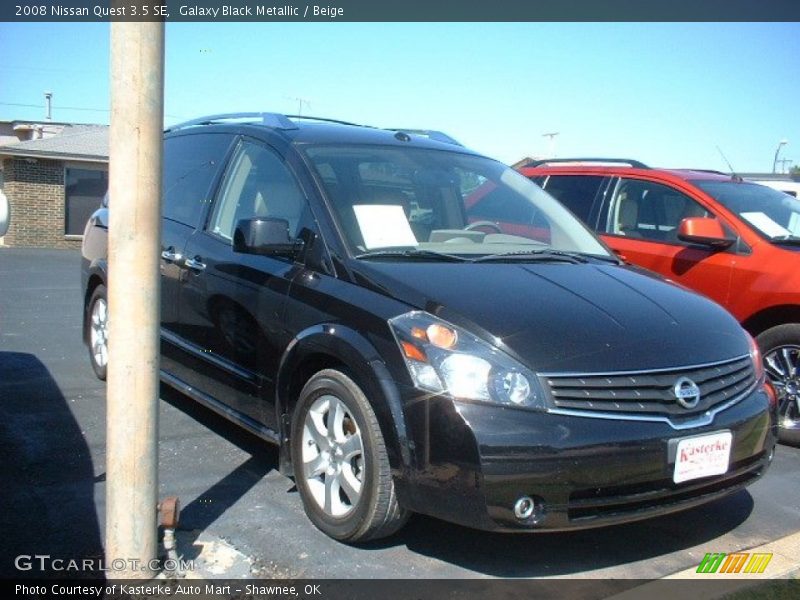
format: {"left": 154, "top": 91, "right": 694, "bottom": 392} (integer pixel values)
{"left": 86, "top": 284, "right": 108, "bottom": 381}
{"left": 756, "top": 324, "right": 800, "bottom": 446}
{"left": 290, "top": 369, "right": 409, "bottom": 542}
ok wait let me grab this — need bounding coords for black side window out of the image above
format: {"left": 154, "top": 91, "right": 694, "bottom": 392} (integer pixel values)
{"left": 541, "top": 175, "right": 605, "bottom": 224}
{"left": 162, "top": 133, "right": 234, "bottom": 228}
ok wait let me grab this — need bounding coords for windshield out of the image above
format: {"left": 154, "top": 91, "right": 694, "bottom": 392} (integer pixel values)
{"left": 303, "top": 145, "right": 610, "bottom": 259}
{"left": 695, "top": 180, "right": 800, "bottom": 241}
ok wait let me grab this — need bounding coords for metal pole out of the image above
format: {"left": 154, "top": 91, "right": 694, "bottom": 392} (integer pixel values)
{"left": 106, "top": 21, "right": 164, "bottom": 579}
{"left": 773, "top": 140, "right": 787, "bottom": 173}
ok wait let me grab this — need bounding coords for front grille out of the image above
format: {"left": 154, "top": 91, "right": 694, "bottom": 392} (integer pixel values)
{"left": 543, "top": 355, "right": 754, "bottom": 419}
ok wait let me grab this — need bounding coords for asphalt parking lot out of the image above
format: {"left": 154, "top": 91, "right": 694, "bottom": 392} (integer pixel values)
{"left": 1, "top": 247, "right": 799, "bottom": 581}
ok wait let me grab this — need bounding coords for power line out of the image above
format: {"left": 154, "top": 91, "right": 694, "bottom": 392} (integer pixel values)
{"left": 0, "top": 102, "right": 43, "bottom": 109}
{"left": 0, "top": 101, "right": 107, "bottom": 112}
{"left": 0, "top": 65, "right": 105, "bottom": 74}
{"left": 0, "top": 102, "right": 186, "bottom": 119}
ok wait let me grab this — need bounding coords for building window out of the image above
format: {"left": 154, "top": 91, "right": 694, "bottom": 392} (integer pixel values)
{"left": 65, "top": 167, "right": 107, "bottom": 236}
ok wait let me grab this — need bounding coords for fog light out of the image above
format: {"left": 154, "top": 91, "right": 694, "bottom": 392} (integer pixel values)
{"left": 514, "top": 496, "right": 536, "bottom": 520}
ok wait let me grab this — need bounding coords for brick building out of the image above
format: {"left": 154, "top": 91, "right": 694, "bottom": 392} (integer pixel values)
{"left": 0, "top": 124, "right": 108, "bottom": 248}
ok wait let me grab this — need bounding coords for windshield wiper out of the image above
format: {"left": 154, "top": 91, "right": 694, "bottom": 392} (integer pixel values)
{"left": 473, "top": 249, "right": 595, "bottom": 264}
{"left": 770, "top": 235, "right": 800, "bottom": 246}
{"left": 354, "top": 248, "right": 471, "bottom": 262}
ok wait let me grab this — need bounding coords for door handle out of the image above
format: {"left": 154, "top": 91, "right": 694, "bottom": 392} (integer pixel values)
{"left": 184, "top": 256, "right": 206, "bottom": 272}
{"left": 161, "top": 248, "right": 183, "bottom": 262}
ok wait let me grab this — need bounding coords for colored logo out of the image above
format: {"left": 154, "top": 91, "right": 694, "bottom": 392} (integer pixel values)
{"left": 696, "top": 552, "right": 772, "bottom": 574}
{"left": 674, "top": 377, "right": 701, "bottom": 409}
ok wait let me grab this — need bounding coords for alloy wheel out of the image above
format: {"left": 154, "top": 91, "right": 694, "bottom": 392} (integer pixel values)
{"left": 90, "top": 297, "right": 109, "bottom": 369}
{"left": 764, "top": 345, "right": 800, "bottom": 433}
{"left": 301, "top": 394, "right": 364, "bottom": 517}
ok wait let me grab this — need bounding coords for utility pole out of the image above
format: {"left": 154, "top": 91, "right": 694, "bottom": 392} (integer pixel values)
{"left": 106, "top": 21, "right": 164, "bottom": 579}
{"left": 776, "top": 158, "right": 792, "bottom": 175}
{"left": 773, "top": 139, "right": 788, "bottom": 173}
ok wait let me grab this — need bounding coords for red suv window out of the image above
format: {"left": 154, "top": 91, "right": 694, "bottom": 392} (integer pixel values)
{"left": 604, "top": 178, "right": 709, "bottom": 243}
{"left": 540, "top": 174, "right": 606, "bottom": 224}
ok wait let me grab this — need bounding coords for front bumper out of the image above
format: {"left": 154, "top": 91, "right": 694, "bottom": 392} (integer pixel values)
{"left": 397, "top": 385, "right": 777, "bottom": 532}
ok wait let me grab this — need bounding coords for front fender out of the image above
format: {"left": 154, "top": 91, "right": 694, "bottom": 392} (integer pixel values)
{"left": 275, "top": 324, "right": 413, "bottom": 476}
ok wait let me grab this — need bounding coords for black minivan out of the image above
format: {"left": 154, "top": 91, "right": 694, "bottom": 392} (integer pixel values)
{"left": 82, "top": 113, "right": 777, "bottom": 542}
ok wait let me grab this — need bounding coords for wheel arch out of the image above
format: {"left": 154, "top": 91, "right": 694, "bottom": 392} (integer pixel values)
{"left": 275, "top": 324, "right": 412, "bottom": 478}
{"left": 82, "top": 260, "right": 107, "bottom": 345}
{"left": 741, "top": 305, "right": 800, "bottom": 339}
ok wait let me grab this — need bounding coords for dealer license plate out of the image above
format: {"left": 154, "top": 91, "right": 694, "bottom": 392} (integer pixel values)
{"left": 673, "top": 431, "right": 732, "bottom": 484}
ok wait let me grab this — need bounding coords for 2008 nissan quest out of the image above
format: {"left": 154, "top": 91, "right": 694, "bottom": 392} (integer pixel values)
{"left": 81, "top": 113, "right": 777, "bottom": 542}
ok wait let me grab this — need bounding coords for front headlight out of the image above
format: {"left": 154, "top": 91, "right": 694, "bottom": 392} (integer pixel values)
{"left": 747, "top": 332, "right": 765, "bottom": 382}
{"left": 389, "top": 311, "right": 543, "bottom": 408}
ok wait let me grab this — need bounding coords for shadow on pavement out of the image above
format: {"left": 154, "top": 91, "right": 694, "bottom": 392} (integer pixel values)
{"left": 159, "top": 384, "right": 276, "bottom": 560}
{"left": 0, "top": 352, "right": 103, "bottom": 579}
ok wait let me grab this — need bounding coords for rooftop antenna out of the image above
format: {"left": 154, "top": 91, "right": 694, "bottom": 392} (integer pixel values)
{"left": 285, "top": 95, "right": 312, "bottom": 116}
{"left": 715, "top": 145, "right": 741, "bottom": 181}
{"left": 542, "top": 132, "right": 559, "bottom": 158}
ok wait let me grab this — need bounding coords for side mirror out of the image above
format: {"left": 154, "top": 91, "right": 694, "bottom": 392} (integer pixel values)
{"left": 0, "top": 191, "right": 9, "bottom": 237}
{"left": 233, "top": 217, "right": 304, "bottom": 258}
{"left": 677, "top": 217, "right": 735, "bottom": 248}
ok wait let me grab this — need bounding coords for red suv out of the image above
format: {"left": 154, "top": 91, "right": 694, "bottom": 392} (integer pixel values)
{"left": 517, "top": 159, "right": 800, "bottom": 445}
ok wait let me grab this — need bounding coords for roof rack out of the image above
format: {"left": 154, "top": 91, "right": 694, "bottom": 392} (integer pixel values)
{"left": 165, "top": 112, "right": 298, "bottom": 132}
{"left": 385, "top": 128, "right": 463, "bottom": 147}
{"left": 524, "top": 157, "right": 649, "bottom": 169}
{"left": 677, "top": 168, "right": 742, "bottom": 182}
{"left": 164, "top": 112, "right": 463, "bottom": 147}
{"left": 283, "top": 114, "right": 365, "bottom": 127}
{"left": 683, "top": 168, "right": 729, "bottom": 175}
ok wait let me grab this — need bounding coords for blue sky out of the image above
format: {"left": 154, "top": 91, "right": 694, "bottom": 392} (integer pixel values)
{"left": 0, "top": 22, "right": 798, "bottom": 171}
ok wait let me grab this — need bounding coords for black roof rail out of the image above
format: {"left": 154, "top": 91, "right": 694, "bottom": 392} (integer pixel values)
{"left": 283, "top": 114, "right": 366, "bottom": 127}
{"left": 681, "top": 168, "right": 729, "bottom": 175}
{"left": 386, "top": 128, "right": 463, "bottom": 147}
{"left": 678, "top": 169, "right": 743, "bottom": 181}
{"left": 164, "top": 113, "right": 463, "bottom": 147}
{"left": 524, "top": 157, "right": 649, "bottom": 169}
{"left": 165, "top": 112, "right": 298, "bottom": 132}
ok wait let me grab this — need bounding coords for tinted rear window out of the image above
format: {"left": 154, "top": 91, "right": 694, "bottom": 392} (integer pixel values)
{"left": 540, "top": 175, "right": 605, "bottom": 223}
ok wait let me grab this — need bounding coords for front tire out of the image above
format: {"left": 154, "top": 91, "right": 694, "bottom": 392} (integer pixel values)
{"left": 290, "top": 369, "right": 408, "bottom": 542}
{"left": 757, "top": 324, "right": 800, "bottom": 446}
{"left": 87, "top": 284, "right": 108, "bottom": 381}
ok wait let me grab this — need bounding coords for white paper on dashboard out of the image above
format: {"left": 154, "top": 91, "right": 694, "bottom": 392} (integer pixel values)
{"left": 740, "top": 212, "right": 791, "bottom": 237}
{"left": 353, "top": 204, "right": 418, "bottom": 249}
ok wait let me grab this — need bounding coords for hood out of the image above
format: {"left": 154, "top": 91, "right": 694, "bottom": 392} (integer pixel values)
{"left": 350, "top": 260, "right": 749, "bottom": 373}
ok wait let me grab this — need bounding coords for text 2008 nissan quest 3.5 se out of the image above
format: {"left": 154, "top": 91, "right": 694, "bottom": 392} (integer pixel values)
{"left": 81, "top": 113, "right": 777, "bottom": 542}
